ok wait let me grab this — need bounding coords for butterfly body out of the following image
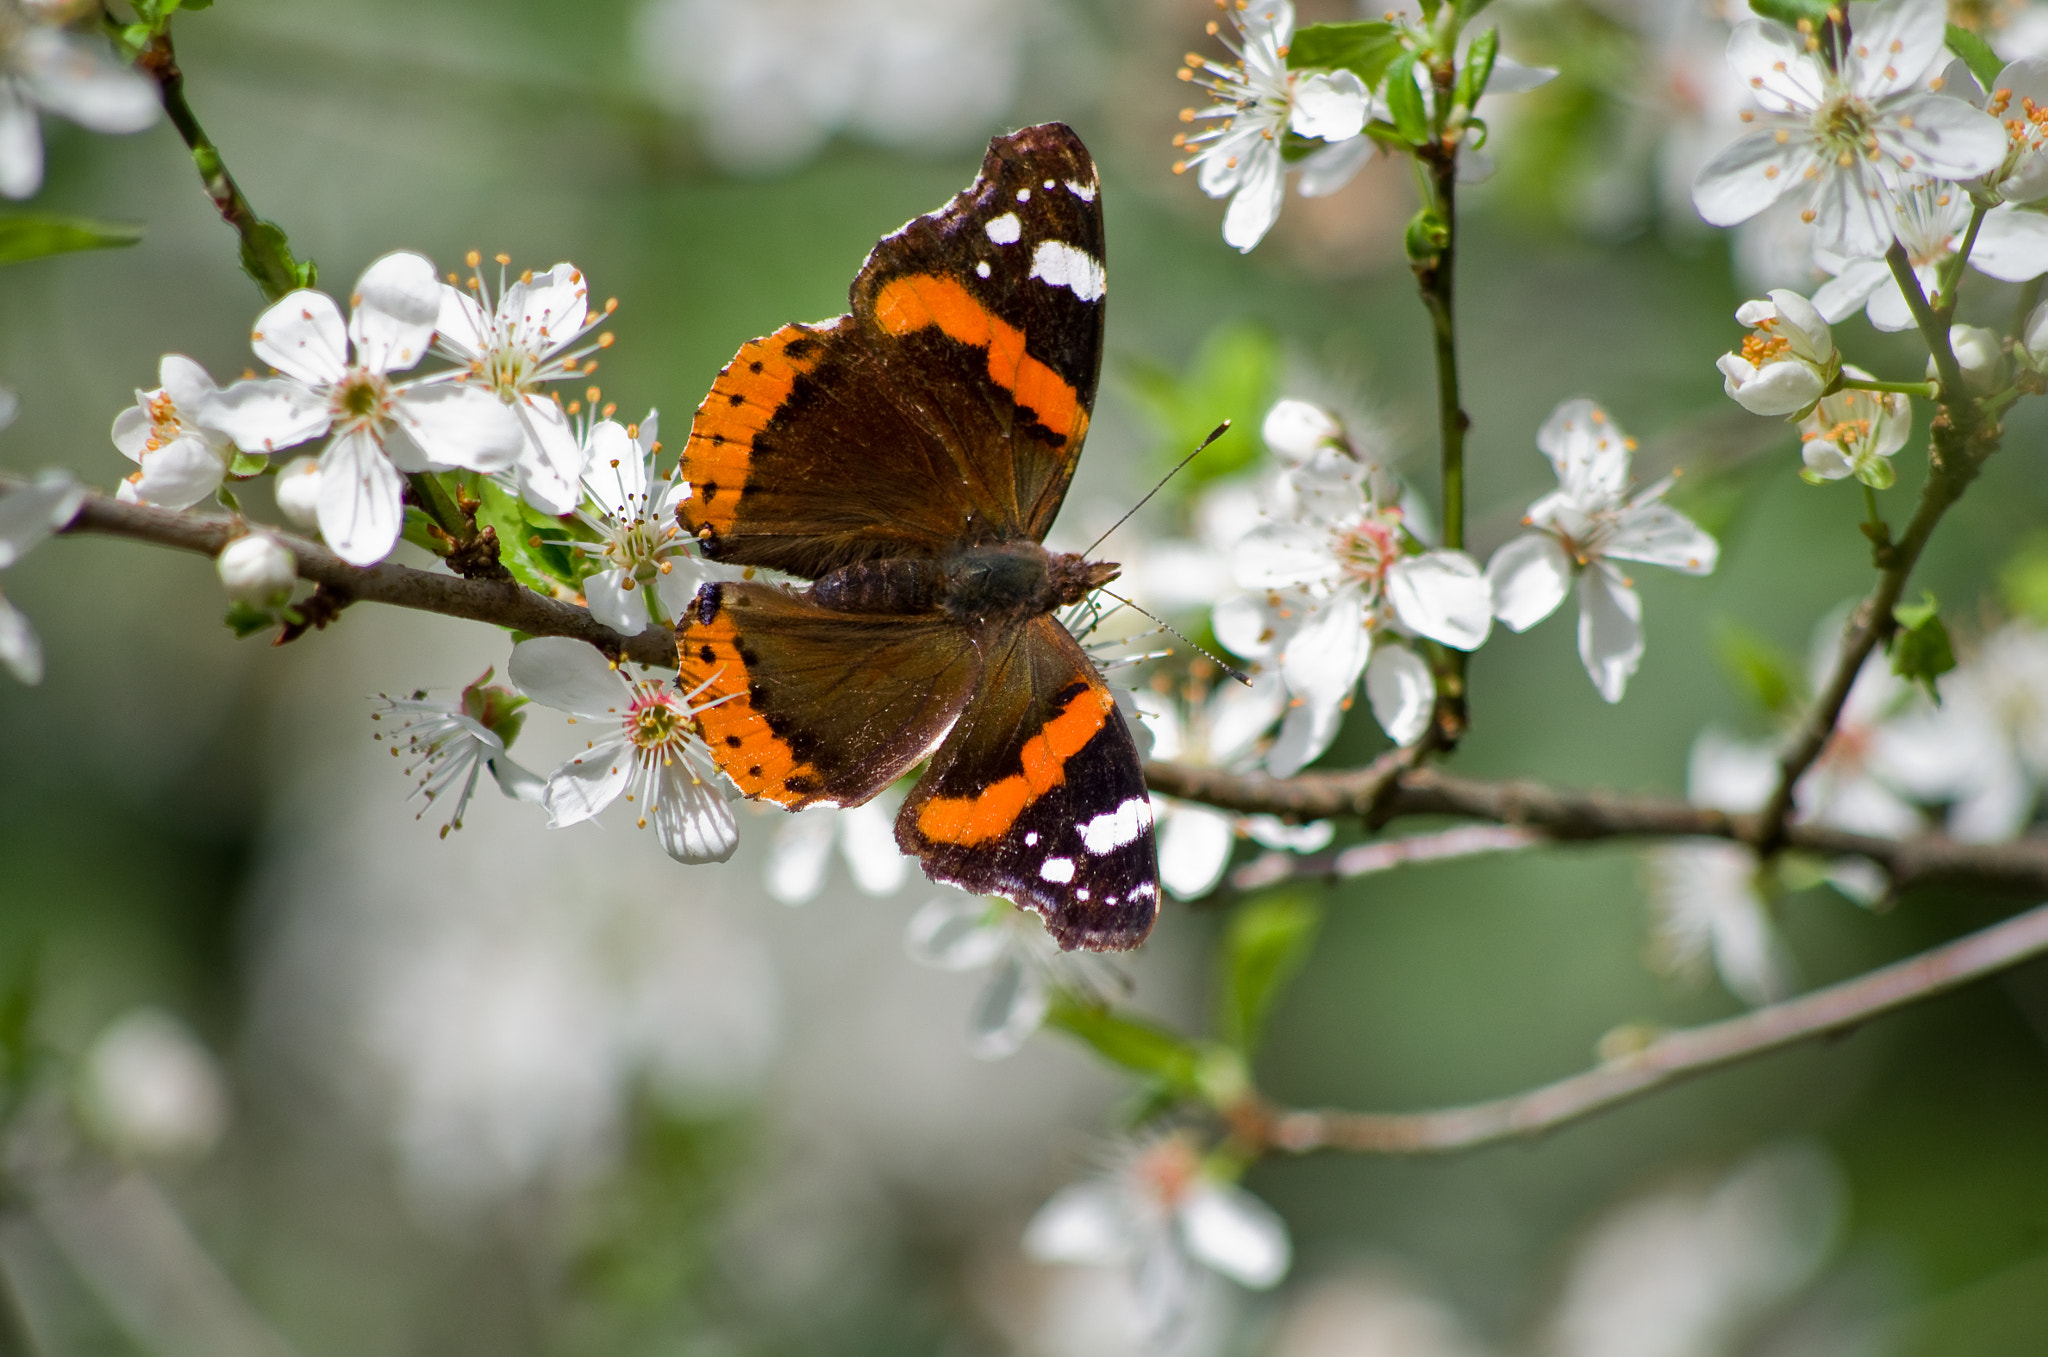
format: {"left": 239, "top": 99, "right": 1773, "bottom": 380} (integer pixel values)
{"left": 674, "top": 123, "right": 1159, "bottom": 952}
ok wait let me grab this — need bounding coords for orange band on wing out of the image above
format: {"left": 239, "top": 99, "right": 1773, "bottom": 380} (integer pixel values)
{"left": 680, "top": 323, "right": 833, "bottom": 539}
{"left": 678, "top": 604, "right": 823, "bottom": 807}
{"left": 914, "top": 683, "right": 1112, "bottom": 847}
{"left": 871, "top": 275, "right": 1088, "bottom": 448}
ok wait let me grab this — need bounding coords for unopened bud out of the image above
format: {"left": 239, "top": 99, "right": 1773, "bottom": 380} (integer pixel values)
{"left": 1933, "top": 324, "right": 2004, "bottom": 394}
{"left": 217, "top": 533, "right": 296, "bottom": 607}
{"left": 274, "top": 456, "right": 323, "bottom": 526}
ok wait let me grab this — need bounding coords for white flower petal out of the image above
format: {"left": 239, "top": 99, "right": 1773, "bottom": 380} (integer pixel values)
{"left": 1213, "top": 591, "right": 1283, "bottom": 661}
{"left": 1289, "top": 70, "right": 1368, "bottom": 141}
{"left": 905, "top": 898, "right": 1006, "bottom": 970}
{"left": 968, "top": 952, "right": 1048, "bottom": 1060}
{"left": 1486, "top": 533, "right": 1572, "bottom": 632}
{"left": 541, "top": 737, "right": 632, "bottom": 828}
{"left": 508, "top": 636, "right": 626, "bottom": 720}
{"left": 0, "top": 471, "right": 83, "bottom": 568}
{"left": 1206, "top": 669, "right": 1287, "bottom": 764}
{"left": 434, "top": 285, "right": 490, "bottom": 363}
{"left": 1690, "top": 729, "right": 1780, "bottom": 811}
{"left": 1604, "top": 503, "right": 1718, "bottom": 575}
{"left": 1875, "top": 91, "right": 2007, "bottom": 180}
{"left": 348, "top": 251, "right": 441, "bottom": 374}
{"left": 1365, "top": 644, "right": 1435, "bottom": 746}
{"left": 1724, "top": 358, "right": 1827, "bottom": 415}
{"left": 1727, "top": 20, "right": 1826, "bottom": 111}
{"left": 584, "top": 568, "right": 647, "bottom": 636}
{"left": 17, "top": 28, "right": 159, "bottom": 132}
{"left": 512, "top": 263, "right": 590, "bottom": 354}
{"left": 486, "top": 754, "right": 547, "bottom": 804}
{"left": 314, "top": 427, "right": 403, "bottom": 566}
{"left": 1810, "top": 257, "right": 1891, "bottom": 321}
{"left": 0, "top": 592, "right": 42, "bottom": 684}
{"left": 1295, "top": 135, "right": 1374, "bottom": 198}
{"left": 1233, "top": 523, "right": 1342, "bottom": 590}
{"left": 581, "top": 419, "right": 645, "bottom": 518}
{"left": 1180, "top": 1184, "right": 1290, "bottom": 1288}
{"left": 1970, "top": 207, "right": 2048, "bottom": 281}
{"left": 514, "top": 394, "right": 587, "bottom": 514}
{"left": 1536, "top": 397, "right": 1631, "bottom": 505}
{"left": 1267, "top": 699, "right": 1339, "bottom": 780}
{"left": 1261, "top": 399, "right": 1341, "bottom": 462}
{"left": 1279, "top": 593, "right": 1370, "bottom": 717}
{"left": 128, "top": 434, "right": 228, "bottom": 510}
{"left": 1386, "top": 551, "right": 1492, "bottom": 650}
{"left": 1577, "top": 565, "right": 1644, "bottom": 703}
{"left": 653, "top": 761, "right": 739, "bottom": 864}
{"left": 1486, "top": 56, "right": 1558, "bottom": 93}
{"left": 1806, "top": 158, "right": 1894, "bottom": 259}
{"left": 1222, "top": 143, "right": 1285, "bottom": 252}
{"left": 840, "top": 796, "right": 909, "bottom": 895}
{"left": 394, "top": 383, "right": 525, "bottom": 473}
{"left": 1159, "top": 803, "right": 1235, "bottom": 900}
{"left": 765, "top": 808, "right": 837, "bottom": 905}
{"left": 273, "top": 456, "right": 323, "bottom": 526}
{"left": 1023, "top": 1184, "right": 1135, "bottom": 1266}
{"left": 1692, "top": 129, "right": 1805, "bottom": 227}
{"left": 251, "top": 290, "right": 349, "bottom": 388}
{"left": 208, "top": 376, "right": 332, "bottom": 453}
{"left": 0, "top": 84, "right": 45, "bottom": 200}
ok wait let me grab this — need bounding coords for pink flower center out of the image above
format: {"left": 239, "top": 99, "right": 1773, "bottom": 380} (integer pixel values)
{"left": 1331, "top": 508, "right": 1402, "bottom": 597}
{"left": 624, "top": 683, "right": 690, "bottom": 758}
{"left": 331, "top": 367, "right": 394, "bottom": 435}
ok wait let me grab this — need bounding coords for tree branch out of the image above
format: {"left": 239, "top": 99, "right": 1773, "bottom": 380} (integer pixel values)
{"left": 1247, "top": 895, "right": 2048, "bottom": 1155}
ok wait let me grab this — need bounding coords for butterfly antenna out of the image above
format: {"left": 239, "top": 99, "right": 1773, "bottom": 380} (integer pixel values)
{"left": 1081, "top": 420, "right": 1231, "bottom": 559}
{"left": 1097, "top": 588, "right": 1253, "bottom": 688}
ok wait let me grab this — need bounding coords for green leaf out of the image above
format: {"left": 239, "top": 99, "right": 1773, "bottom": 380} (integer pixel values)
{"left": 1216, "top": 892, "right": 1321, "bottom": 1052}
{"left": 1405, "top": 206, "right": 1450, "bottom": 261}
{"left": 1712, "top": 619, "right": 1802, "bottom": 719}
{"left": 1945, "top": 23, "right": 2006, "bottom": 88}
{"left": 1998, "top": 531, "right": 2048, "bottom": 626}
{"left": 1384, "top": 52, "right": 1430, "bottom": 144}
{"left": 238, "top": 219, "right": 317, "bottom": 301}
{"left": 228, "top": 451, "right": 269, "bottom": 478}
{"left": 1288, "top": 21, "right": 1406, "bottom": 89}
{"left": 1455, "top": 0, "right": 1495, "bottom": 20}
{"left": 1122, "top": 320, "right": 1278, "bottom": 492}
{"left": 224, "top": 601, "right": 275, "bottom": 638}
{"left": 1890, "top": 591, "right": 1956, "bottom": 699}
{"left": 399, "top": 506, "right": 446, "bottom": 557}
{"left": 473, "top": 478, "right": 579, "bottom": 595}
{"left": 1451, "top": 27, "right": 1498, "bottom": 111}
{"left": 0, "top": 214, "right": 142, "bottom": 266}
{"left": 1748, "top": 0, "right": 1830, "bottom": 26}
{"left": 1044, "top": 993, "right": 1202, "bottom": 1091}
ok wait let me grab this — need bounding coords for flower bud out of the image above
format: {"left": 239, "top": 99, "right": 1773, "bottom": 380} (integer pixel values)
{"left": 274, "top": 456, "right": 323, "bottom": 526}
{"left": 1261, "top": 399, "right": 1346, "bottom": 463}
{"left": 2022, "top": 298, "right": 2048, "bottom": 373}
{"left": 1718, "top": 289, "right": 1839, "bottom": 416}
{"left": 1797, "top": 369, "right": 1910, "bottom": 489}
{"left": 1932, "top": 324, "right": 2006, "bottom": 393}
{"left": 217, "top": 533, "right": 296, "bottom": 607}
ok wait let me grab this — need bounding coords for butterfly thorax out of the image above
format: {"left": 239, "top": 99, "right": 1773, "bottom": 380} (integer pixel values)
{"left": 807, "top": 543, "right": 1118, "bottom": 625}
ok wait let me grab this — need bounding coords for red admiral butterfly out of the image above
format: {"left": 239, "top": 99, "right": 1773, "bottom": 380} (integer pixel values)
{"left": 672, "top": 123, "right": 1159, "bottom": 952}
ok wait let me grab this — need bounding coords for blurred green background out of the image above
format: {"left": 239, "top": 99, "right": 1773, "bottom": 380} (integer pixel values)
{"left": 3, "top": 0, "right": 2048, "bottom": 1353}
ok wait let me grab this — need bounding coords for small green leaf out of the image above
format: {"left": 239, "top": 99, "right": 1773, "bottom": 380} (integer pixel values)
{"left": 399, "top": 506, "right": 447, "bottom": 556}
{"left": 0, "top": 214, "right": 142, "bottom": 266}
{"left": 1122, "top": 320, "right": 1278, "bottom": 491}
{"left": 1451, "top": 27, "right": 1498, "bottom": 111}
{"left": 224, "top": 601, "right": 275, "bottom": 638}
{"left": 1712, "top": 619, "right": 1802, "bottom": 718}
{"left": 1998, "top": 531, "right": 2048, "bottom": 625}
{"left": 238, "top": 219, "right": 317, "bottom": 301}
{"left": 473, "top": 478, "right": 579, "bottom": 595}
{"left": 1288, "top": 20, "right": 1406, "bottom": 89}
{"left": 1216, "top": 892, "right": 1321, "bottom": 1053}
{"left": 1405, "top": 206, "right": 1450, "bottom": 261}
{"left": 1748, "top": 0, "right": 1830, "bottom": 26}
{"left": 1384, "top": 52, "right": 1430, "bottom": 144}
{"left": 1945, "top": 23, "right": 2006, "bottom": 88}
{"left": 1455, "top": 0, "right": 1495, "bottom": 20}
{"left": 228, "top": 451, "right": 269, "bottom": 478}
{"left": 1045, "top": 993, "right": 1202, "bottom": 1091}
{"left": 1890, "top": 590, "right": 1955, "bottom": 699}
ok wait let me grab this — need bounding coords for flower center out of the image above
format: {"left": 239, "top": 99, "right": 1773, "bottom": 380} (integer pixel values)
{"left": 1803, "top": 417, "right": 1874, "bottom": 456}
{"left": 332, "top": 368, "right": 393, "bottom": 431}
{"left": 1330, "top": 508, "right": 1402, "bottom": 596}
{"left": 1741, "top": 326, "right": 1792, "bottom": 366}
{"left": 478, "top": 336, "right": 539, "bottom": 398}
{"left": 1132, "top": 1137, "right": 1201, "bottom": 1209}
{"left": 144, "top": 391, "right": 183, "bottom": 451}
{"left": 1813, "top": 91, "right": 1878, "bottom": 164}
{"left": 625, "top": 684, "right": 690, "bottom": 757}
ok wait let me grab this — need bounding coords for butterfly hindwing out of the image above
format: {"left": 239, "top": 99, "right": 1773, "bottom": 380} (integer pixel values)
{"left": 897, "top": 615, "right": 1159, "bottom": 951}
{"left": 679, "top": 581, "right": 981, "bottom": 809}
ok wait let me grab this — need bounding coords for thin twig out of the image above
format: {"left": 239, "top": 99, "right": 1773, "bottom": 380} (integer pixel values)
{"left": 1231, "top": 824, "right": 1537, "bottom": 890}
{"left": 1414, "top": 139, "right": 1471, "bottom": 744}
{"left": 1252, "top": 896, "right": 2048, "bottom": 1154}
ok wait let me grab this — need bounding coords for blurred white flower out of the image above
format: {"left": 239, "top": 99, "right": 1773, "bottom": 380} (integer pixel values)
{"left": 0, "top": 466, "right": 83, "bottom": 685}
{"left": 1796, "top": 370, "right": 1911, "bottom": 487}
{"left": 509, "top": 637, "right": 739, "bottom": 863}
{"left": 1175, "top": 0, "right": 1374, "bottom": 251}
{"left": 903, "top": 895, "right": 1123, "bottom": 1059}
{"left": 1691, "top": 0, "right": 2006, "bottom": 256}
{"left": 1937, "top": 321, "right": 2007, "bottom": 392}
{"left": 1874, "top": 619, "right": 2048, "bottom": 840}
{"left": 1716, "top": 289, "right": 1837, "bottom": 416}
{"left": 1025, "top": 1133, "right": 1290, "bottom": 1344}
{"left": 1219, "top": 401, "right": 1490, "bottom": 774}
{"left": 432, "top": 252, "right": 614, "bottom": 514}
{"left": 765, "top": 793, "right": 909, "bottom": 905}
{"left": 1811, "top": 170, "right": 2048, "bottom": 329}
{"left": 78, "top": 1008, "right": 230, "bottom": 1160}
{"left": 1486, "top": 399, "right": 1718, "bottom": 703}
{"left": 0, "top": 7, "right": 158, "bottom": 199}
{"left": 215, "top": 532, "right": 296, "bottom": 608}
{"left": 1646, "top": 841, "right": 1796, "bottom": 1007}
{"left": 110, "top": 355, "right": 235, "bottom": 510}
{"left": 1269, "top": 1268, "right": 1488, "bottom": 1357}
{"left": 1543, "top": 1143, "right": 1842, "bottom": 1357}
{"left": 272, "top": 455, "right": 323, "bottom": 526}
{"left": 208, "top": 252, "right": 525, "bottom": 566}
{"left": 561, "top": 410, "right": 697, "bottom": 637}
{"left": 372, "top": 671, "right": 545, "bottom": 839}
{"left": 638, "top": 0, "right": 1030, "bottom": 174}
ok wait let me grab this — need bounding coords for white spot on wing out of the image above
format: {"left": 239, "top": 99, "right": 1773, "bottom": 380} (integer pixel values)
{"left": 984, "top": 213, "right": 1022, "bottom": 245}
{"left": 1024, "top": 831, "right": 1038, "bottom": 846}
{"left": 976, "top": 261, "right": 991, "bottom": 278}
{"left": 1040, "top": 856, "right": 1075, "bottom": 883}
{"left": 1029, "top": 241, "right": 1106, "bottom": 302}
{"left": 1016, "top": 188, "right": 1031, "bottom": 202}
{"left": 1065, "top": 179, "right": 1096, "bottom": 202}
{"left": 1079, "top": 797, "right": 1150, "bottom": 854}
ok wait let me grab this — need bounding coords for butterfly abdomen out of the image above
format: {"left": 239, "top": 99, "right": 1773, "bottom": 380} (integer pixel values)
{"left": 809, "top": 558, "right": 943, "bottom": 614}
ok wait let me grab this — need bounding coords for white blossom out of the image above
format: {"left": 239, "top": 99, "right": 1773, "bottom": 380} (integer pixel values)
{"left": 1485, "top": 399, "right": 1718, "bottom": 702}
{"left": 508, "top": 637, "right": 738, "bottom": 864}
{"left": 560, "top": 410, "right": 701, "bottom": 636}
{"left": 1691, "top": 0, "right": 2007, "bottom": 257}
{"left": 273, "top": 455, "right": 323, "bottom": 526}
{"left": 1796, "top": 368, "right": 1912, "bottom": 486}
{"left": 1174, "top": 0, "right": 1375, "bottom": 251}
{"left": 1939, "top": 321, "right": 2006, "bottom": 391}
{"left": 0, "top": 5, "right": 158, "bottom": 200}
{"left": 77, "top": 1008, "right": 230, "bottom": 1160}
{"left": 1219, "top": 402, "right": 1491, "bottom": 774}
{"left": 903, "top": 896, "right": 1120, "bottom": 1059}
{"left": 110, "top": 355, "right": 235, "bottom": 510}
{"left": 1646, "top": 842, "right": 1796, "bottom": 1006}
{"left": 0, "top": 466, "right": 82, "bottom": 685}
{"left": 371, "top": 675, "right": 545, "bottom": 838}
{"left": 432, "top": 252, "right": 615, "bottom": 514}
{"left": 1717, "top": 289, "right": 1839, "bottom": 416}
{"left": 1024, "top": 1134, "right": 1291, "bottom": 1344}
{"left": 215, "top": 533, "right": 296, "bottom": 608}
{"left": 208, "top": 251, "right": 525, "bottom": 566}
{"left": 764, "top": 792, "right": 908, "bottom": 905}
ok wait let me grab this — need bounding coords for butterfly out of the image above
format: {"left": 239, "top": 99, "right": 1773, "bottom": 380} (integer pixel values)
{"left": 671, "top": 122, "right": 1159, "bottom": 952}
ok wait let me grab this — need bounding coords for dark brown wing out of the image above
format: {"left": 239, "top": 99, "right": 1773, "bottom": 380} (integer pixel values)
{"left": 678, "top": 581, "right": 980, "bottom": 809}
{"left": 897, "top": 615, "right": 1158, "bottom": 952}
{"left": 675, "top": 123, "right": 1106, "bottom": 577}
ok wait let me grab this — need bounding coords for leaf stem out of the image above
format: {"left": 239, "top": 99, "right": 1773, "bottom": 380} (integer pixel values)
{"left": 1931, "top": 204, "right": 1987, "bottom": 316}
